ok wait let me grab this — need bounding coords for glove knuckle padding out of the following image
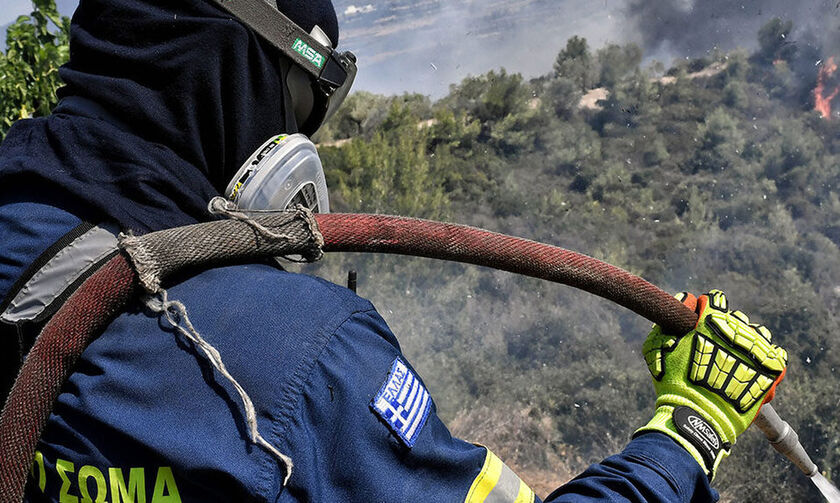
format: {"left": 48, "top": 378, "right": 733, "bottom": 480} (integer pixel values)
{"left": 642, "top": 328, "right": 678, "bottom": 380}
{"left": 708, "top": 289, "right": 728, "bottom": 311}
{"left": 730, "top": 310, "right": 749, "bottom": 324}
{"left": 638, "top": 290, "right": 789, "bottom": 478}
{"left": 689, "top": 324, "right": 778, "bottom": 413}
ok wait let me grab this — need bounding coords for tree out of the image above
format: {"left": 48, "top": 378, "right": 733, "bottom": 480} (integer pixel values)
{"left": 321, "top": 103, "right": 449, "bottom": 219}
{"left": 0, "top": 0, "right": 70, "bottom": 138}
{"left": 692, "top": 107, "right": 745, "bottom": 173}
{"left": 444, "top": 69, "right": 531, "bottom": 125}
{"left": 545, "top": 77, "right": 581, "bottom": 120}
{"left": 479, "top": 70, "right": 531, "bottom": 123}
{"left": 554, "top": 36, "right": 594, "bottom": 91}
{"left": 596, "top": 43, "right": 643, "bottom": 88}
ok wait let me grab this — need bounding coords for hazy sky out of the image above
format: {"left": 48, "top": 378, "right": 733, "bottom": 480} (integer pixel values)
{"left": 2, "top": 0, "right": 77, "bottom": 24}
{"left": 1, "top": 0, "right": 38, "bottom": 26}
{"left": 333, "top": 0, "right": 630, "bottom": 97}
{"left": 4, "top": 0, "right": 839, "bottom": 97}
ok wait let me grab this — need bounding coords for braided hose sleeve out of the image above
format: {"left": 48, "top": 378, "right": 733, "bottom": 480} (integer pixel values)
{"left": 315, "top": 213, "right": 698, "bottom": 335}
{"left": 0, "top": 254, "right": 137, "bottom": 502}
{"left": 120, "top": 208, "right": 323, "bottom": 294}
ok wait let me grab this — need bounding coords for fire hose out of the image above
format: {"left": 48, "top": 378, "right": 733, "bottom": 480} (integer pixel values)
{"left": 1, "top": 212, "right": 837, "bottom": 501}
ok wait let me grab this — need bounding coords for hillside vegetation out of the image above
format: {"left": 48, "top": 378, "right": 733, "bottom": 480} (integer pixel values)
{"left": 3, "top": 3, "right": 839, "bottom": 501}
{"left": 311, "top": 23, "right": 840, "bottom": 502}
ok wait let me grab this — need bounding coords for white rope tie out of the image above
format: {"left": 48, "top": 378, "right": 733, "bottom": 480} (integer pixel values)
{"left": 145, "top": 289, "right": 294, "bottom": 484}
{"left": 208, "top": 196, "right": 295, "bottom": 241}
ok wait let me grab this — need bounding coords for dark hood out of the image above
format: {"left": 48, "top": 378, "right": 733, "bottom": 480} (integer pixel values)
{"left": 0, "top": 0, "right": 337, "bottom": 233}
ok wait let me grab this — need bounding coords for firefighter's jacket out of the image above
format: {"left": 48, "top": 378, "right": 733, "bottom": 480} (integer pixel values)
{"left": 0, "top": 0, "right": 717, "bottom": 500}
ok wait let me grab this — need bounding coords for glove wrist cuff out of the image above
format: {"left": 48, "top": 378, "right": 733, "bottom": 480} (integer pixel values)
{"left": 654, "top": 392, "right": 738, "bottom": 443}
{"left": 635, "top": 405, "right": 730, "bottom": 479}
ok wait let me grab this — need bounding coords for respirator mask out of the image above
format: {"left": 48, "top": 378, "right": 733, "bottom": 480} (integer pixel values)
{"left": 224, "top": 134, "right": 329, "bottom": 212}
{"left": 212, "top": 0, "right": 357, "bottom": 212}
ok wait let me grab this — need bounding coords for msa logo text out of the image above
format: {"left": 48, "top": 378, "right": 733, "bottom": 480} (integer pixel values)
{"left": 292, "top": 38, "right": 325, "bottom": 69}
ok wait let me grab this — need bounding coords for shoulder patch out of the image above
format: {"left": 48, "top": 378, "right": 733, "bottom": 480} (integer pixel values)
{"left": 370, "top": 357, "right": 432, "bottom": 448}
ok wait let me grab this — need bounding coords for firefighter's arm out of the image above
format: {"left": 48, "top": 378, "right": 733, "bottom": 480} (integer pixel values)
{"left": 544, "top": 432, "right": 716, "bottom": 503}
{"left": 276, "top": 307, "right": 539, "bottom": 503}
{"left": 278, "top": 303, "right": 732, "bottom": 503}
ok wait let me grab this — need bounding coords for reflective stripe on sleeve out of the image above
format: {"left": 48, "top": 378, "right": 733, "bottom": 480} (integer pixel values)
{"left": 465, "top": 448, "right": 535, "bottom": 503}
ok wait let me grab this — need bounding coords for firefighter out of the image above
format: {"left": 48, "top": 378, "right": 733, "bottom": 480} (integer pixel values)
{"left": 0, "top": 0, "right": 786, "bottom": 501}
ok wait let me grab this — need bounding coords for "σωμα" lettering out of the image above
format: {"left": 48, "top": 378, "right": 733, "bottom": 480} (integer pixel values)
{"left": 31, "top": 450, "right": 181, "bottom": 503}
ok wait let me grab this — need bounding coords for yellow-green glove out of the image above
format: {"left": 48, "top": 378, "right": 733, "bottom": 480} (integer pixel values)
{"left": 636, "top": 290, "right": 788, "bottom": 479}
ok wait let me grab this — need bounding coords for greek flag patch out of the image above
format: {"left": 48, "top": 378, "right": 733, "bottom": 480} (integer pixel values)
{"left": 371, "top": 357, "right": 431, "bottom": 448}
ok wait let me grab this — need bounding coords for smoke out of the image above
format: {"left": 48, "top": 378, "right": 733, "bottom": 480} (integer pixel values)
{"left": 333, "top": 0, "right": 630, "bottom": 98}
{"left": 623, "top": 0, "right": 840, "bottom": 61}
{"left": 334, "top": 0, "right": 840, "bottom": 98}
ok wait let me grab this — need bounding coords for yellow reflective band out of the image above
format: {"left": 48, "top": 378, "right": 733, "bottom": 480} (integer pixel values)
{"left": 465, "top": 448, "right": 535, "bottom": 503}
{"left": 514, "top": 480, "right": 536, "bottom": 503}
{"left": 466, "top": 449, "right": 504, "bottom": 503}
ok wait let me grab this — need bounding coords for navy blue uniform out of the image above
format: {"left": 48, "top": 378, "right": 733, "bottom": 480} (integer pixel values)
{"left": 0, "top": 0, "right": 717, "bottom": 501}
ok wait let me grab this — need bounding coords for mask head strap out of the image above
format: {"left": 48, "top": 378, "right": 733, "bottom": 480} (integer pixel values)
{"left": 210, "top": 0, "right": 356, "bottom": 134}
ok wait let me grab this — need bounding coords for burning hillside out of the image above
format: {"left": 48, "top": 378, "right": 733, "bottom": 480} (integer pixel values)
{"left": 815, "top": 57, "right": 840, "bottom": 119}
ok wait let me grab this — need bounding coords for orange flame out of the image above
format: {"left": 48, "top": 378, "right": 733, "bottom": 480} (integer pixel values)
{"left": 815, "top": 57, "right": 840, "bottom": 120}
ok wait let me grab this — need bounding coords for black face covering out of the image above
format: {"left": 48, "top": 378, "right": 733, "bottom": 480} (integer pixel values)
{"left": 276, "top": 0, "right": 339, "bottom": 47}
{"left": 0, "top": 0, "right": 334, "bottom": 233}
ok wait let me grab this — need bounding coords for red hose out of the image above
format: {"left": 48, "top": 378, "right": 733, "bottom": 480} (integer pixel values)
{"left": 316, "top": 213, "right": 698, "bottom": 335}
{"left": 0, "top": 254, "right": 136, "bottom": 501}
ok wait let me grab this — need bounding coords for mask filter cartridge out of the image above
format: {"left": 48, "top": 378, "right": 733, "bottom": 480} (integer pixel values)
{"left": 224, "top": 134, "right": 330, "bottom": 213}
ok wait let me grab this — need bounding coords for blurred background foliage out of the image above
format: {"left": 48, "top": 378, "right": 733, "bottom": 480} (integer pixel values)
{"left": 0, "top": 0, "right": 68, "bottom": 136}
{"left": 3, "top": 2, "right": 840, "bottom": 501}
